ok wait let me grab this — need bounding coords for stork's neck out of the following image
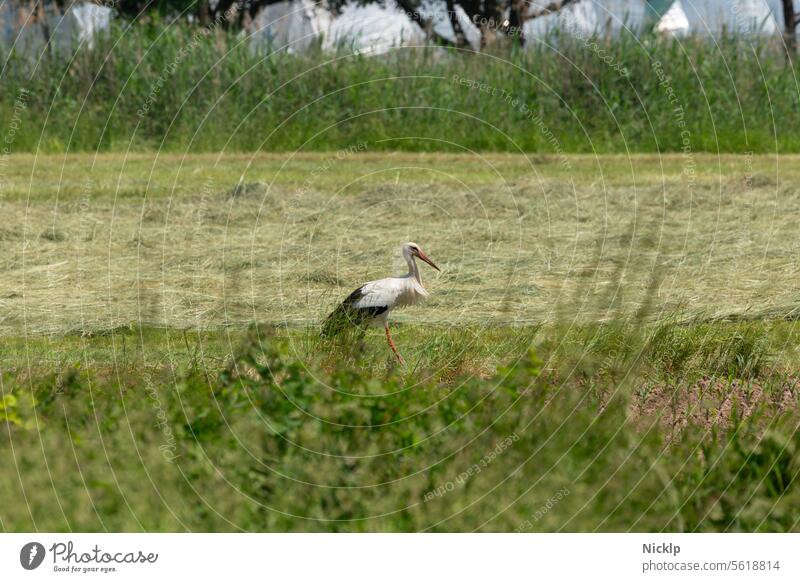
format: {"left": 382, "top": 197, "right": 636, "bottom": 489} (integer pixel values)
{"left": 406, "top": 254, "right": 421, "bottom": 284}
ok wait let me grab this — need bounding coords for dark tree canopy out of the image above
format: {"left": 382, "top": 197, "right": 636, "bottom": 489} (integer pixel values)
{"left": 109, "top": 0, "right": 269, "bottom": 27}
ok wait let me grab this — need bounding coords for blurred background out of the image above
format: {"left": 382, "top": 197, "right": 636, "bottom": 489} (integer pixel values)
{"left": 2, "top": 0, "right": 800, "bottom": 153}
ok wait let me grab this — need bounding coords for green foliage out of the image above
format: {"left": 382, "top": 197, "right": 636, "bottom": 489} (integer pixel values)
{"left": 1, "top": 322, "right": 798, "bottom": 532}
{"left": 676, "top": 417, "right": 800, "bottom": 532}
{"left": 0, "top": 392, "right": 36, "bottom": 429}
{"left": 2, "top": 25, "right": 799, "bottom": 154}
{"left": 646, "top": 323, "right": 773, "bottom": 379}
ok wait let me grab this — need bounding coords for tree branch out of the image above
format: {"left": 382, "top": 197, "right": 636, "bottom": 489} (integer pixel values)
{"left": 393, "top": 0, "right": 456, "bottom": 47}
{"left": 527, "top": 0, "right": 580, "bottom": 20}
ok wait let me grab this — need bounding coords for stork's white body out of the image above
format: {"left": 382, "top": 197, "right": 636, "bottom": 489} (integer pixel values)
{"left": 351, "top": 263, "right": 430, "bottom": 326}
{"left": 323, "top": 242, "right": 440, "bottom": 363}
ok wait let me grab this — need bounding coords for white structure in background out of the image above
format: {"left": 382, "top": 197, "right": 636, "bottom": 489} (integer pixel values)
{"left": 656, "top": 0, "right": 798, "bottom": 37}
{"left": 416, "top": 0, "right": 652, "bottom": 47}
{"left": 321, "top": 2, "right": 424, "bottom": 53}
{"left": 416, "top": 0, "right": 790, "bottom": 46}
{"left": 524, "top": 0, "right": 649, "bottom": 40}
{"left": 250, "top": 0, "right": 424, "bottom": 54}
{"left": 0, "top": 1, "right": 111, "bottom": 55}
{"left": 50, "top": 1, "right": 112, "bottom": 51}
{"left": 3, "top": 0, "right": 800, "bottom": 57}
{"left": 245, "top": 1, "right": 800, "bottom": 54}
{"left": 656, "top": 0, "right": 690, "bottom": 35}
{"left": 423, "top": 1, "right": 482, "bottom": 49}
{"left": 249, "top": 0, "right": 653, "bottom": 53}
{"left": 249, "top": 0, "right": 331, "bottom": 53}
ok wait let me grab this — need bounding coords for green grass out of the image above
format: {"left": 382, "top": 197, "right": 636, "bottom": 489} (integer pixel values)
{"left": 1, "top": 152, "right": 799, "bottom": 532}
{"left": 1, "top": 321, "right": 799, "bottom": 532}
{"left": 1, "top": 23, "right": 800, "bottom": 154}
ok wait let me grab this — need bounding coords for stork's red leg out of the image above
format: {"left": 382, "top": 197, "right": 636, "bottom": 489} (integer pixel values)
{"left": 385, "top": 323, "right": 404, "bottom": 364}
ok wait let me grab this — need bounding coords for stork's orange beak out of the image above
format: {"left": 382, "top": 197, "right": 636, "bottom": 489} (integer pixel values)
{"left": 415, "top": 249, "right": 440, "bottom": 271}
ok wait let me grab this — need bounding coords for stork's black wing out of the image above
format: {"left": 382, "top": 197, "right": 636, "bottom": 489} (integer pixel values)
{"left": 321, "top": 285, "right": 388, "bottom": 337}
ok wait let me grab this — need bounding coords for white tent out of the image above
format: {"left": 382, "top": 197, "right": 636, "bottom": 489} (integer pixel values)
{"left": 656, "top": 0, "right": 690, "bottom": 35}
{"left": 519, "top": 0, "right": 799, "bottom": 39}
{"left": 250, "top": 0, "right": 426, "bottom": 54}
{"left": 243, "top": 0, "right": 800, "bottom": 54}
{"left": 524, "top": 0, "right": 650, "bottom": 40}
{"left": 656, "top": 0, "right": 799, "bottom": 36}
{"left": 50, "top": 1, "right": 111, "bottom": 51}
{"left": 321, "top": 2, "right": 424, "bottom": 53}
{"left": 316, "top": 0, "right": 651, "bottom": 51}
{"left": 424, "top": 0, "right": 651, "bottom": 47}
{"left": 249, "top": 0, "right": 331, "bottom": 53}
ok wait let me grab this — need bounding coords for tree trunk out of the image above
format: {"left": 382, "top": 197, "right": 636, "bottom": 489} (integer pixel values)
{"left": 446, "top": 0, "right": 469, "bottom": 48}
{"left": 394, "top": 0, "right": 457, "bottom": 47}
{"left": 198, "top": 0, "right": 211, "bottom": 27}
{"left": 782, "top": 0, "right": 796, "bottom": 56}
{"left": 478, "top": 0, "right": 504, "bottom": 49}
{"left": 507, "top": 0, "right": 527, "bottom": 46}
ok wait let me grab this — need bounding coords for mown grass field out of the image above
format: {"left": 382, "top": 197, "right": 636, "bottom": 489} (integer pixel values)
{"left": 3, "top": 152, "right": 800, "bottom": 336}
{"left": 1, "top": 153, "right": 799, "bottom": 532}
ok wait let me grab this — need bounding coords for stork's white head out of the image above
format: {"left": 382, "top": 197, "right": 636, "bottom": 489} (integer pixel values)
{"left": 402, "top": 242, "right": 440, "bottom": 271}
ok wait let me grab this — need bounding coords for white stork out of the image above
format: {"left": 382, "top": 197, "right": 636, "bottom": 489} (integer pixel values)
{"left": 322, "top": 242, "right": 440, "bottom": 363}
